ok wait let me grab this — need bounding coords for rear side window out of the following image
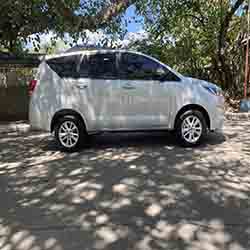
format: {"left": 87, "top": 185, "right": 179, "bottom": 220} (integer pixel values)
{"left": 46, "top": 55, "right": 79, "bottom": 79}
{"left": 79, "top": 53, "right": 117, "bottom": 79}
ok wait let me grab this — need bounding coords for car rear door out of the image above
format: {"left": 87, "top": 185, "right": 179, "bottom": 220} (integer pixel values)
{"left": 76, "top": 51, "right": 121, "bottom": 131}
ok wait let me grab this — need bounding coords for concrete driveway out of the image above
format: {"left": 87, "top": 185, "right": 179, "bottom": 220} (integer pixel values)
{"left": 0, "top": 120, "right": 250, "bottom": 250}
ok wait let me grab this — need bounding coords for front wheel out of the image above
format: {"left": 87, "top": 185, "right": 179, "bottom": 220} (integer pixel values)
{"left": 55, "top": 116, "right": 87, "bottom": 152}
{"left": 176, "top": 110, "right": 207, "bottom": 147}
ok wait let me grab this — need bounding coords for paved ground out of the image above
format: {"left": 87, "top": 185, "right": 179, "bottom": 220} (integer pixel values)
{"left": 0, "top": 121, "right": 250, "bottom": 250}
{"left": 0, "top": 121, "right": 29, "bottom": 134}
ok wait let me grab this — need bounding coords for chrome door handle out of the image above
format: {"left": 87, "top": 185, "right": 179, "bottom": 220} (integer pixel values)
{"left": 122, "top": 84, "right": 135, "bottom": 90}
{"left": 77, "top": 84, "right": 88, "bottom": 89}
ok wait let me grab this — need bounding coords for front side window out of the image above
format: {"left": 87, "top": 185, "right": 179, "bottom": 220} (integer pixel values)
{"left": 80, "top": 53, "right": 117, "bottom": 79}
{"left": 119, "top": 53, "right": 180, "bottom": 81}
{"left": 46, "top": 55, "right": 79, "bottom": 79}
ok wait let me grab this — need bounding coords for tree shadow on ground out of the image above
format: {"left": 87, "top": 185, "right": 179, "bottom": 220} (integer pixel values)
{"left": 0, "top": 125, "right": 249, "bottom": 250}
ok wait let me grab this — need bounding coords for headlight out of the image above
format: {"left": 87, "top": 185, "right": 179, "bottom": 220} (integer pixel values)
{"left": 203, "top": 86, "right": 223, "bottom": 96}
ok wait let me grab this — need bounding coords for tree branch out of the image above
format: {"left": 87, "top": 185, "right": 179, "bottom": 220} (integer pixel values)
{"left": 217, "top": 0, "right": 244, "bottom": 87}
{"left": 182, "top": 14, "right": 206, "bottom": 26}
{"left": 77, "top": 0, "right": 136, "bottom": 31}
{"left": 46, "top": 0, "right": 136, "bottom": 32}
{"left": 218, "top": 0, "right": 244, "bottom": 55}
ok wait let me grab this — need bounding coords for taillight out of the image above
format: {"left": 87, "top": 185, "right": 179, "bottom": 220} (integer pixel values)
{"left": 28, "top": 80, "right": 37, "bottom": 96}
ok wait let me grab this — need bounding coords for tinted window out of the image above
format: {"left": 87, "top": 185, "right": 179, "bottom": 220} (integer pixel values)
{"left": 79, "top": 53, "right": 117, "bottom": 79}
{"left": 46, "top": 55, "right": 79, "bottom": 79}
{"left": 119, "top": 53, "right": 180, "bottom": 81}
{"left": 119, "top": 53, "right": 164, "bottom": 80}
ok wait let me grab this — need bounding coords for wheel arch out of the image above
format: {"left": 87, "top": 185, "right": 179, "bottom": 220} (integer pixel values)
{"left": 174, "top": 104, "right": 210, "bottom": 130}
{"left": 50, "top": 109, "right": 87, "bottom": 133}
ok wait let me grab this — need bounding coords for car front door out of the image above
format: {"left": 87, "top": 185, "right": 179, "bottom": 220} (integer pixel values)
{"left": 118, "top": 52, "right": 173, "bottom": 130}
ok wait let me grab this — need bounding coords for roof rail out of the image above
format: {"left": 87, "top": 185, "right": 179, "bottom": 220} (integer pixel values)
{"left": 65, "top": 45, "right": 115, "bottom": 53}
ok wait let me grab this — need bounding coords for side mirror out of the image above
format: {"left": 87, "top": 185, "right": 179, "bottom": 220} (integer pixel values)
{"left": 156, "top": 68, "right": 166, "bottom": 75}
{"left": 156, "top": 68, "right": 167, "bottom": 82}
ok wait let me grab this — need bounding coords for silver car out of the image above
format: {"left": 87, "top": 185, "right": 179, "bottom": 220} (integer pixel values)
{"left": 29, "top": 49, "right": 224, "bottom": 151}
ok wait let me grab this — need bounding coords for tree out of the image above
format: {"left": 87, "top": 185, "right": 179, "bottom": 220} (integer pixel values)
{"left": 132, "top": 0, "right": 246, "bottom": 94}
{"left": 0, "top": 0, "right": 135, "bottom": 53}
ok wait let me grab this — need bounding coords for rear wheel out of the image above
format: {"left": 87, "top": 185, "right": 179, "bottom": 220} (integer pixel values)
{"left": 55, "top": 116, "right": 87, "bottom": 152}
{"left": 176, "top": 110, "right": 207, "bottom": 147}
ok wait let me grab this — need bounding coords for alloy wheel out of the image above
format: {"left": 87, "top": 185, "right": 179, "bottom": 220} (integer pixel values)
{"left": 181, "top": 115, "right": 202, "bottom": 144}
{"left": 58, "top": 121, "right": 79, "bottom": 148}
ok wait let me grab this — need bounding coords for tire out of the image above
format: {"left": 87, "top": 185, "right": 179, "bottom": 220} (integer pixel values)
{"left": 175, "top": 110, "right": 207, "bottom": 147}
{"left": 54, "top": 116, "right": 87, "bottom": 152}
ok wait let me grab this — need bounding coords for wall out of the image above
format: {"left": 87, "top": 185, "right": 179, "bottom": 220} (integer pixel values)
{"left": 0, "top": 85, "right": 29, "bottom": 121}
{"left": 0, "top": 69, "right": 35, "bottom": 121}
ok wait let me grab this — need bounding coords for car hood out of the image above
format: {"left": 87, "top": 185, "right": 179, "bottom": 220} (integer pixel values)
{"left": 186, "top": 77, "right": 221, "bottom": 90}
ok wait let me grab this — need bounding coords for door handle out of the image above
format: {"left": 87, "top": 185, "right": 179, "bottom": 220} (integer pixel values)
{"left": 122, "top": 84, "right": 135, "bottom": 90}
{"left": 76, "top": 83, "right": 88, "bottom": 89}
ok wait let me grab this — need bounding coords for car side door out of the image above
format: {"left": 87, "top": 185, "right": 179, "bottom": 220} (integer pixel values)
{"left": 118, "top": 52, "right": 171, "bottom": 130}
{"left": 77, "top": 51, "right": 121, "bottom": 131}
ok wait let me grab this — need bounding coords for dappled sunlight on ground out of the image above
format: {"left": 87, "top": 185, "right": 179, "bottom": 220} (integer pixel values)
{"left": 0, "top": 122, "right": 250, "bottom": 249}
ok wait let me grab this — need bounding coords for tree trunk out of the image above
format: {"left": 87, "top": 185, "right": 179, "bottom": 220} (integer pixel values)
{"left": 217, "top": 0, "right": 244, "bottom": 89}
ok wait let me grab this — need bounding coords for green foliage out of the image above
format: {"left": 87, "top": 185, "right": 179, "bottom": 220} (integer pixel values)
{"left": 0, "top": 0, "right": 133, "bottom": 53}
{"left": 132, "top": 0, "right": 246, "bottom": 95}
{"left": 1, "top": 0, "right": 247, "bottom": 95}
